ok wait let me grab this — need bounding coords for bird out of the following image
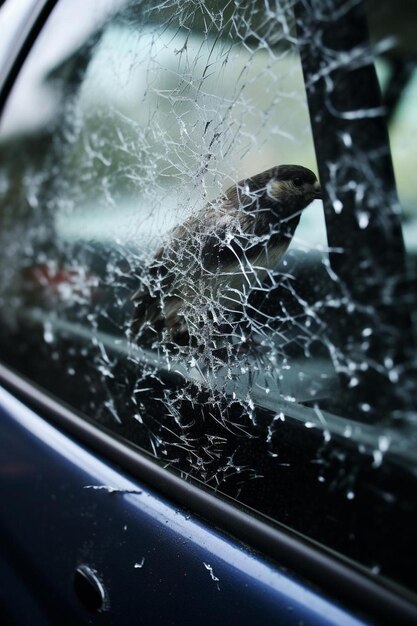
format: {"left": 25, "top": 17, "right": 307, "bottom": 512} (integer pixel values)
{"left": 131, "top": 164, "right": 321, "bottom": 348}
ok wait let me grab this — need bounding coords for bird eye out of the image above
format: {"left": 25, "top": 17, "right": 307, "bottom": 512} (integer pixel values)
{"left": 293, "top": 177, "right": 303, "bottom": 187}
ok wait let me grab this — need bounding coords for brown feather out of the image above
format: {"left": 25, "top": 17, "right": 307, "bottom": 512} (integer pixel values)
{"left": 131, "top": 165, "right": 320, "bottom": 344}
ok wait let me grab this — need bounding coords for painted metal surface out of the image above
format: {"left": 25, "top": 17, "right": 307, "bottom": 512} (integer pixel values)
{"left": 0, "top": 385, "right": 367, "bottom": 625}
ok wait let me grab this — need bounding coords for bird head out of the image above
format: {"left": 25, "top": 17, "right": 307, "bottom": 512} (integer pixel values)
{"left": 246, "top": 165, "right": 322, "bottom": 214}
{"left": 231, "top": 164, "right": 321, "bottom": 218}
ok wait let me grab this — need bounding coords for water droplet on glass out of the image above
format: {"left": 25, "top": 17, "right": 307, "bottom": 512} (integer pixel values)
{"left": 388, "top": 369, "right": 399, "bottom": 383}
{"left": 43, "top": 323, "right": 54, "bottom": 344}
{"left": 372, "top": 450, "right": 383, "bottom": 468}
{"left": 348, "top": 377, "right": 359, "bottom": 388}
{"left": 344, "top": 425, "right": 352, "bottom": 438}
{"left": 333, "top": 199, "right": 343, "bottom": 214}
{"left": 342, "top": 133, "right": 352, "bottom": 147}
{"left": 384, "top": 357, "right": 393, "bottom": 369}
{"left": 378, "top": 436, "right": 390, "bottom": 452}
{"left": 358, "top": 212, "right": 370, "bottom": 229}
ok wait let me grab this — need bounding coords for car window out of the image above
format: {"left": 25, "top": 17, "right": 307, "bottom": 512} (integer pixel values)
{"left": 0, "top": 0, "right": 416, "bottom": 597}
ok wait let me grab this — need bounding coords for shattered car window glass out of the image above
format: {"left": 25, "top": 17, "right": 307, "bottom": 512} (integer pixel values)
{"left": 0, "top": 0, "right": 416, "bottom": 595}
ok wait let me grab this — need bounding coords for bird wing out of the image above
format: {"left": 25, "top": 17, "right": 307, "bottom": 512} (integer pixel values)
{"left": 131, "top": 194, "right": 268, "bottom": 340}
{"left": 131, "top": 198, "right": 241, "bottom": 338}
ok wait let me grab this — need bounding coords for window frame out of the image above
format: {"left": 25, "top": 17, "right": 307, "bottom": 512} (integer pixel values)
{"left": 0, "top": 1, "right": 416, "bottom": 623}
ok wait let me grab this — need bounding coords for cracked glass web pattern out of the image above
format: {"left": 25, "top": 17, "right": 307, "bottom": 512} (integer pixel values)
{"left": 0, "top": 0, "right": 416, "bottom": 592}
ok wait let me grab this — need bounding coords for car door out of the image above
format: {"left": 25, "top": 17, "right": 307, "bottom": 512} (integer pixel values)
{"left": 0, "top": 0, "right": 416, "bottom": 624}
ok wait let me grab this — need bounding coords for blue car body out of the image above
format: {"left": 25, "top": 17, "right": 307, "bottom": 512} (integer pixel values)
{"left": 0, "top": 383, "right": 366, "bottom": 625}
{"left": 0, "top": 1, "right": 416, "bottom": 625}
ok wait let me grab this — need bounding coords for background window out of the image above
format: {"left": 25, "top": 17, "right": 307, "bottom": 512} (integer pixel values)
{"left": 0, "top": 0, "right": 416, "bottom": 596}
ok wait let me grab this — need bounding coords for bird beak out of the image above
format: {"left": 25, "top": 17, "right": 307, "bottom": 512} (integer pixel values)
{"left": 312, "top": 180, "right": 322, "bottom": 199}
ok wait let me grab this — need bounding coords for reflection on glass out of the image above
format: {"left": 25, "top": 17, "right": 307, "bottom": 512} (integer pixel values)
{"left": 0, "top": 0, "right": 416, "bottom": 593}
